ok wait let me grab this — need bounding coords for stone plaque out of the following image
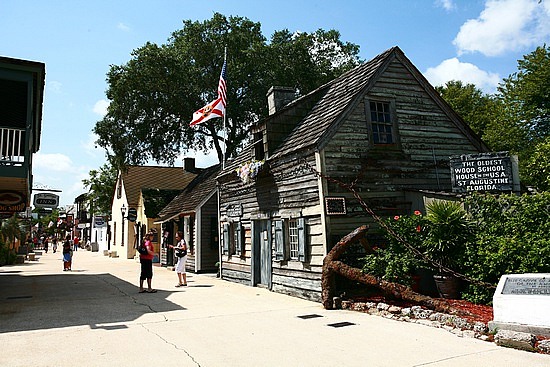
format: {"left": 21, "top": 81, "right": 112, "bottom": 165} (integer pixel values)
{"left": 490, "top": 273, "right": 550, "bottom": 336}
{"left": 502, "top": 276, "right": 550, "bottom": 295}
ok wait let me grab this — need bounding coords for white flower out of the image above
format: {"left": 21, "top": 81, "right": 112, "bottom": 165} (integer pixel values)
{"left": 236, "top": 160, "right": 264, "bottom": 184}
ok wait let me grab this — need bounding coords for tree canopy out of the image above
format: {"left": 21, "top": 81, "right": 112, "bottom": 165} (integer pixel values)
{"left": 94, "top": 13, "right": 361, "bottom": 171}
{"left": 82, "top": 163, "right": 117, "bottom": 215}
{"left": 436, "top": 45, "right": 550, "bottom": 191}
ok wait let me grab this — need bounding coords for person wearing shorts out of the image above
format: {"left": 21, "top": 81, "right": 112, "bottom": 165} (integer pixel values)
{"left": 139, "top": 233, "right": 156, "bottom": 293}
{"left": 172, "top": 231, "right": 188, "bottom": 287}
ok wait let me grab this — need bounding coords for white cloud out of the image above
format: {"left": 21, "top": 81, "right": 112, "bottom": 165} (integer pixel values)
{"left": 48, "top": 80, "right": 62, "bottom": 93}
{"left": 32, "top": 153, "right": 98, "bottom": 206}
{"left": 435, "top": 0, "right": 456, "bottom": 11}
{"left": 93, "top": 99, "right": 109, "bottom": 117}
{"left": 424, "top": 58, "right": 501, "bottom": 93}
{"left": 454, "top": 0, "right": 550, "bottom": 57}
{"left": 117, "top": 22, "right": 131, "bottom": 32}
{"left": 34, "top": 152, "right": 74, "bottom": 173}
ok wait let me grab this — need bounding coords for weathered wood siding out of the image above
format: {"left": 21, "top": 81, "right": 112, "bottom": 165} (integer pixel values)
{"left": 219, "top": 153, "right": 325, "bottom": 300}
{"left": 322, "top": 59, "right": 482, "bottom": 244}
{"left": 218, "top": 57, "right": 484, "bottom": 302}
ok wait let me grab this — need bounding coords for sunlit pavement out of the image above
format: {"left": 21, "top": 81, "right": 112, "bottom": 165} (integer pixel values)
{"left": 1, "top": 250, "right": 548, "bottom": 367}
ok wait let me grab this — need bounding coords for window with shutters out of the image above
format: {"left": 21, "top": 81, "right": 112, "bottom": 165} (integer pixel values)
{"left": 224, "top": 221, "right": 244, "bottom": 256}
{"left": 232, "top": 224, "right": 238, "bottom": 255}
{"left": 274, "top": 218, "right": 307, "bottom": 262}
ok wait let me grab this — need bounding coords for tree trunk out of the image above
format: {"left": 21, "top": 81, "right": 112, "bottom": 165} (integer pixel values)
{"left": 321, "top": 226, "right": 462, "bottom": 315}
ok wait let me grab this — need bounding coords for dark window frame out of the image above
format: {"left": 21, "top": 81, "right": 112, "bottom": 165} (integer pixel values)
{"left": 366, "top": 99, "right": 399, "bottom": 146}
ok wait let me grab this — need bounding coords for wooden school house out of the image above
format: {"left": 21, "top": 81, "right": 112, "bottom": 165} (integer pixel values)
{"left": 216, "top": 46, "right": 489, "bottom": 302}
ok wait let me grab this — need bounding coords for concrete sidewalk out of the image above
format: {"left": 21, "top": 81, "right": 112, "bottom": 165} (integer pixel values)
{"left": 1, "top": 250, "right": 548, "bottom": 367}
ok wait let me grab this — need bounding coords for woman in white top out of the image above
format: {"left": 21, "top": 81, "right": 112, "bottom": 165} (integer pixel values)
{"left": 172, "top": 231, "right": 187, "bottom": 287}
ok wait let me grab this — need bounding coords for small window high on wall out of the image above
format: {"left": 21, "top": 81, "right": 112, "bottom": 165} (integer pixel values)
{"left": 367, "top": 100, "right": 397, "bottom": 145}
{"left": 253, "top": 131, "right": 264, "bottom": 160}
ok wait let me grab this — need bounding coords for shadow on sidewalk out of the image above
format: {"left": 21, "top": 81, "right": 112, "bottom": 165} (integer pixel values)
{"left": 0, "top": 270, "right": 184, "bottom": 333}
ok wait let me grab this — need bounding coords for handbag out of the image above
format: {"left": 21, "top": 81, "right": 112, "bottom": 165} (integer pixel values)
{"left": 137, "top": 243, "right": 148, "bottom": 255}
{"left": 175, "top": 248, "right": 187, "bottom": 257}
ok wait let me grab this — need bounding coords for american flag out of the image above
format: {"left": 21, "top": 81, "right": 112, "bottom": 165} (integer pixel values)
{"left": 190, "top": 60, "right": 227, "bottom": 126}
{"left": 218, "top": 59, "right": 227, "bottom": 108}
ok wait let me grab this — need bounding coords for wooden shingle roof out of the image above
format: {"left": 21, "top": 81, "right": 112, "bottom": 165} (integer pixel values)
{"left": 121, "top": 166, "right": 197, "bottom": 207}
{"left": 269, "top": 47, "right": 394, "bottom": 159}
{"left": 157, "top": 164, "right": 221, "bottom": 221}
{"left": 219, "top": 46, "right": 487, "bottom": 177}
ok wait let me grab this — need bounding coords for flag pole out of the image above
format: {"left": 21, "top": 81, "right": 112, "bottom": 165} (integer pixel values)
{"left": 222, "top": 46, "right": 227, "bottom": 170}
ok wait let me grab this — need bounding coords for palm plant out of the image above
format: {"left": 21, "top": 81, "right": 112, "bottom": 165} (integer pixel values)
{"left": 0, "top": 214, "right": 27, "bottom": 265}
{"left": 424, "top": 200, "right": 473, "bottom": 274}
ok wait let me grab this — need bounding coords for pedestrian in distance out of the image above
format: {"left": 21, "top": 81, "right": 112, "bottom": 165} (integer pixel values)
{"left": 139, "top": 232, "right": 156, "bottom": 293}
{"left": 170, "top": 231, "right": 188, "bottom": 287}
{"left": 62, "top": 235, "right": 72, "bottom": 271}
{"left": 52, "top": 237, "right": 58, "bottom": 253}
{"left": 73, "top": 236, "right": 79, "bottom": 251}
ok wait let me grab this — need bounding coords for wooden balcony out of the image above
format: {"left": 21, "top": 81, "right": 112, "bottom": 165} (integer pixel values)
{"left": 0, "top": 57, "right": 45, "bottom": 211}
{"left": 0, "top": 127, "right": 30, "bottom": 202}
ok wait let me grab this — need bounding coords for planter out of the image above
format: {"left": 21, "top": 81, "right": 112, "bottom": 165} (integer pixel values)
{"left": 433, "top": 274, "right": 460, "bottom": 299}
{"left": 411, "top": 274, "right": 421, "bottom": 293}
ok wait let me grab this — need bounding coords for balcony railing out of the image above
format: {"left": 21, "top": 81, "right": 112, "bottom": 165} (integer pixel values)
{"left": 0, "top": 127, "right": 26, "bottom": 166}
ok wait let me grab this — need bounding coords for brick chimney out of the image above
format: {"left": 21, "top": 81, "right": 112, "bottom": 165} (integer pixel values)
{"left": 182, "top": 157, "right": 195, "bottom": 172}
{"left": 266, "top": 86, "right": 296, "bottom": 115}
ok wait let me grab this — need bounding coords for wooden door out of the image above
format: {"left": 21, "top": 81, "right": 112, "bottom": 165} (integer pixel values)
{"left": 252, "top": 220, "right": 271, "bottom": 288}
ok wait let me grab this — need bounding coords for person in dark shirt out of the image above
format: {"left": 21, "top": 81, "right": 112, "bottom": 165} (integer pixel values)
{"left": 62, "top": 235, "right": 72, "bottom": 271}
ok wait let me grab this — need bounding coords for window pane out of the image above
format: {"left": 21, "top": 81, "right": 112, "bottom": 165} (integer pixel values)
{"left": 369, "top": 100, "right": 394, "bottom": 144}
{"left": 289, "top": 219, "right": 299, "bottom": 260}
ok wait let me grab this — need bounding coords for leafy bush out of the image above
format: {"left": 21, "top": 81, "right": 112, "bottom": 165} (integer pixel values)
{"left": 362, "top": 194, "right": 550, "bottom": 305}
{"left": 462, "top": 192, "right": 550, "bottom": 304}
{"left": 362, "top": 211, "right": 428, "bottom": 286}
{"left": 0, "top": 238, "right": 16, "bottom": 266}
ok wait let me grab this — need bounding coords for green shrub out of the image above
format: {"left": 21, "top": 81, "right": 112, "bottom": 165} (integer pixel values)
{"left": 462, "top": 192, "right": 550, "bottom": 304}
{"left": 362, "top": 211, "right": 428, "bottom": 286}
{"left": 360, "top": 193, "right": 550, "bottom": 304}
{"left": 0, "top": 239, "right": 16, "bottom": 266}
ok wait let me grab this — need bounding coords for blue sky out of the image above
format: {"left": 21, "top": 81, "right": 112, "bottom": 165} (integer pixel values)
{"left": 2, "top": 0, "right": 549, "bottom": 207}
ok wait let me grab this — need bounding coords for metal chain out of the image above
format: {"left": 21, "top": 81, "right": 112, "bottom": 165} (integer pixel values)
{"left": 303, "top": 160, "right": 496, "bottom": 290}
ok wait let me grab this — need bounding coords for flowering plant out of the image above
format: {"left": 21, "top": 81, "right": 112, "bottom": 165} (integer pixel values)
{"left": 235, "top": 159, "right": 265, "bottom": 184}
{"left": 362, "top": 210, "right": 428, "bottom": 286}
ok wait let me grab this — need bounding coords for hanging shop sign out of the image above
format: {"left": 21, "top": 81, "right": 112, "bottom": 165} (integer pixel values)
{"left": 33, "top": 193, "right": 59, "bottom": 209}
{"left": 126, "top": 208, "right": 137, "bottom": 222}
{"left": 0, "top": 191, "right": 26, "bottom": 213}
{"left": 94, "top": 216, "right": 106, "bottom": 228}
